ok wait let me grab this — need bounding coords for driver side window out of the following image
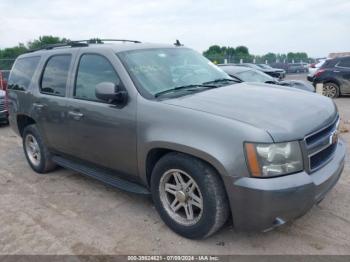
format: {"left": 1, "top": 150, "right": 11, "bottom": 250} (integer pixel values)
{"left": 75, "top": 54, "right": 120, "bottom": 102}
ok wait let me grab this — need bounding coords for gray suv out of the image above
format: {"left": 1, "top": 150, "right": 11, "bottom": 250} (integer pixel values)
{"left": 7, "top": 40, "right": 346, "bottom": 239}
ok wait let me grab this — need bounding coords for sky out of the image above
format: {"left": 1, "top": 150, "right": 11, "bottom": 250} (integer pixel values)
{"left": 0, "top": 0, "right": 349, "bottom": 57}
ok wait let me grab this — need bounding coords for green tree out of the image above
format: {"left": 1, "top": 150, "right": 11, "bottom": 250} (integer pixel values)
{"left": 262, "top": 52, "right": 277, "bottom": 63}
{"left": 27, "top": 35, "right": 69, "bottom": 50}
{"left": 235, "top": 46, "right": 249, "bottom": 55}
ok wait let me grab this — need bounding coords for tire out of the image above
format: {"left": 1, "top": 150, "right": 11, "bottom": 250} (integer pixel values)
{"left": 23, "top": 124, "right": 56, "bottom": 173}
{"left": 323, "top": 82, "right": 340, "bottom": 98}
{"left": 151, "top": 152, "right": 229, "bottom": 239}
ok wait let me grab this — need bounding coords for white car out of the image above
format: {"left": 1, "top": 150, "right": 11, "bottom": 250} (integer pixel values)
{"left": 307, "top": 59, "right": 326, "bottom": 81}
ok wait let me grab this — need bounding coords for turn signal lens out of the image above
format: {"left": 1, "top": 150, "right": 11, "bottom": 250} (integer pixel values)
{"left": 245, "top": 143, "right": 261, "bottom": 177}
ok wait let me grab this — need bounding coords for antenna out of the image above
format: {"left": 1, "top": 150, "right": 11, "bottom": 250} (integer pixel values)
{"left": 174, "top": 39, "right": 183, "bottom": 46}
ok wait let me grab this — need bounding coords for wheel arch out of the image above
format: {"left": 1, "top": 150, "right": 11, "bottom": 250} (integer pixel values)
{"left": 144, "top": 145, "right": 228, "bottom": 189}
{"left": 16, "top": 114, "right": 36, "bottom": 137}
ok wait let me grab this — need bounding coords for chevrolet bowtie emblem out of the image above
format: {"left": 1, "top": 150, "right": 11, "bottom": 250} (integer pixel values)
{"left": 329, "top": 130, "right": 339, "bottom": 145}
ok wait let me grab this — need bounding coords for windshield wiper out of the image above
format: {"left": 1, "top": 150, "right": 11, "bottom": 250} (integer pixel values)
{"left": 203, "top": 78, "right": 241, "bottom": 85}
{"left": 154, "top": 84, "right": 217, "bottom": 98}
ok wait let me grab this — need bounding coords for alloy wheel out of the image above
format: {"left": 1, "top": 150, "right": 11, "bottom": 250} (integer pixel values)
{"left": 323, "top": 84, "right": 337, "bottom": 98}
{"left": 25, "top": 134, "right": 41, "bottom": 166}
{"left": 159, "top": 169, "right": 203, "bottom": 226}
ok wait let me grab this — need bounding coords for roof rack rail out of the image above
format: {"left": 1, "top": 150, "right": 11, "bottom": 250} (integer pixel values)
{"left": 28, "top": 38, "right": 141, "bottom": 52}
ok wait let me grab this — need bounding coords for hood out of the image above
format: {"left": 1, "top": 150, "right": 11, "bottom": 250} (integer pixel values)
{"left": 162, "top": 83, "right": 337, "bottom": 142}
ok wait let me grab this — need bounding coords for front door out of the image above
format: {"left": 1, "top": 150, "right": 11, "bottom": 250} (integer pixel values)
{"left": 66, "top": 53, "right": 138, "bottom": 177}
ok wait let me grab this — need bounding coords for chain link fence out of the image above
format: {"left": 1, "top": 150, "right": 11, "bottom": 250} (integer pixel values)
{"left": 0, "top": 58, "right": 16, "bottom": 70}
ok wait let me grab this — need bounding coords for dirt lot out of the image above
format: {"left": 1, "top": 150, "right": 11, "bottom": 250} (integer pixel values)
{"left": 0, "top": 79, "right": 349, "bottom": 255}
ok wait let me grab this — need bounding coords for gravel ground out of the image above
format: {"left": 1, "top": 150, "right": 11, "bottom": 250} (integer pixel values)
{"left": 0, "top": 78, "right": 349, "bottom": 255}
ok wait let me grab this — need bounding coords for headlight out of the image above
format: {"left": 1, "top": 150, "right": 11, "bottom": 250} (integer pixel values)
{"left": 245, "top": 141, "right": 303, "bottom": 177}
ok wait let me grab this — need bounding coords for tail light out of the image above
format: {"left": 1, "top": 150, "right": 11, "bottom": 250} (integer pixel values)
{"left": 4, "top": 88, "right": 9, "bottom": 112}
{"left": 314, "top": 69, "right": 325, "bottom": 78}
{"left": 0, "top": 73, "right": 3, "bottom": 90}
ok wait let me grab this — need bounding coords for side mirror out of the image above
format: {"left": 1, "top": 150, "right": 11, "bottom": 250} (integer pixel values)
{"left": 95, "top": 82, "right": 128, "bottom": 105}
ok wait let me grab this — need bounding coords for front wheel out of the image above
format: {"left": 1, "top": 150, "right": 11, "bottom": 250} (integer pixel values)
{"left": 151, "top": 153, "right": 229, "bottom": 239}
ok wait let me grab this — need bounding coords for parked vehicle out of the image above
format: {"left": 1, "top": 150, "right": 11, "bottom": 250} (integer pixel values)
{"left": 257, "top": 64, "right": 286, "bottom": 79}
{"left": 287, "top": 63, "right": 308, "bottom": 73}
{"left": 308, "top": 59, "right": 326, "bottom": 82}
{"left": 313, "top": 56, "right": 350, "bottom": 98}
{"left": 0, "top": 70, "right": 10, "bottom": 90}
{"left": 0, "top": 89, "right": 9, "bottom": 124}
{"left": 219, "top": 65, "right": 314, "bottom": 92}
{"left": 8, "top": 40, "right": 345, "bottom": 239}
{"left": 235, "top": 63, "right": 285, "bottom": 79}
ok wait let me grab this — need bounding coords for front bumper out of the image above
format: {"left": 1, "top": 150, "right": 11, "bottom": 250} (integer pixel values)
{"left": 225, "top": 138, "right": 346, "bottom": 232}
{"left": 307, "top": 76, "right": 314, "bottom": 82}
{"left": 0, "top": 110, "right": 8, "bottom": 123}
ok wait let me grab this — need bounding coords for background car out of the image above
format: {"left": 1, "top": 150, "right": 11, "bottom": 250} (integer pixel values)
{"left": 219, "top": 65, "right": 315, "bottom": 92}
{"left": 257, "top": 64, "right": 286, "bottom": 79}
{"left": 233, "top": 63, "right": 286, "bottom": 79}
{"left": 287, "top": 63, "right": 308, "bottom": 74}
{"left": 308, "top": 59, "right": 326, "bottom": 81}
{"left": 313, "top": 56, "right": 350, "bottom": 98}
{"left": 0, "top": 70, "right": 10, "bottom": 91}
{"left": 0, "top": 89, "right": 9, "bottom": 124}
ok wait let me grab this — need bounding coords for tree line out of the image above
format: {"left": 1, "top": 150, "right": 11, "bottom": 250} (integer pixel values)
{"left": 1, "top": 36, "right": 313, "bottom": 70}
{"left": 203, "top": 45, "right": 310, "bottom": 64}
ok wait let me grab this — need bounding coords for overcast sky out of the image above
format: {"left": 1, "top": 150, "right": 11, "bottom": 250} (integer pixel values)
{"left": 0, "top": 0, "right": 349, "bottom": 57}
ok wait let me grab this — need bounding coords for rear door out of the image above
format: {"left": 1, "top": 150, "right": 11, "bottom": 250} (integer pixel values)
{"left": 335, "top": 57, "right": 350, "bottom": 94}
{"left": 65, "top": 50, "right": 138, "bottom": 177}
{"left": 33, "top": 52, "right": 76, "bottom": 153}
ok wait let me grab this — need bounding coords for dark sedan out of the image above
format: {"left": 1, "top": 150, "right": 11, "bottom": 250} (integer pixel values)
{"left": 313, "top": 56, "right": 350, "bottom": 98}
{"left": 231, "top": 63, "right": 286, "bottom": 79}
{"left": 219, "top": 65, "right": 315, "bottom": 92}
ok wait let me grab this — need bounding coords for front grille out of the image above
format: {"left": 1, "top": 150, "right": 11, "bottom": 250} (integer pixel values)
{"left": 304, "top": 115, "right": 339, "bottom": 172}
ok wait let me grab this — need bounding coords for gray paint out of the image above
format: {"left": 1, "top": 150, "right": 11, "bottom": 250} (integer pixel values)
{"left": 7, "top": 43, "right": 346, "bottom": 231}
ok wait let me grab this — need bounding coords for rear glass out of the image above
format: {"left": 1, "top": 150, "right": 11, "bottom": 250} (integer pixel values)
{"left": 8, "top": 57, "right": 40, "bottom": 91}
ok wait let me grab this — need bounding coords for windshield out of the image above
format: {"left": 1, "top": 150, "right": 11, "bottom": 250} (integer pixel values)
{"left": 118, "top": 48, "right": 230, "bottom": 97}
{"left": 258, "top": 64, "right": 272, "bottom": 69}
{"left": 235, "top": 69, "right": 274, "bottom": 83}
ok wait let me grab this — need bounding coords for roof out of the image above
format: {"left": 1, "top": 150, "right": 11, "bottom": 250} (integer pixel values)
{"left": 19, "top": 41, "right": 179, "bottom": 58}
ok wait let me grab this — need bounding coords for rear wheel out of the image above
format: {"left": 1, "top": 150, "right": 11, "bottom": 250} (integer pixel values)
{"left": 151, "top": 153, "right": 229, "bottom": 239}
{"left": 23, "top": 125, "right": 56, "bottom": 173}
{"left": 323, "top": 82, "right": 340, "bottom": 98}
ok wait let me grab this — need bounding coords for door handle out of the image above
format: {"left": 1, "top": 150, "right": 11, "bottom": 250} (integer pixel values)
{"left": 33, "top": 103, "right": 45, "bottom": 111}
{"left": 68, "top": 111, "right": 84, "bottom": 120}
{"left": 333, "top": 70, "right": 340, "bottom": 73}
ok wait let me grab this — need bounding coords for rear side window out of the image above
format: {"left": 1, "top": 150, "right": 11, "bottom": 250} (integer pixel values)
{"left": 41, "top": 55, "right": 71, "bottom": 96}
{"left": 337, "top": 58, "right": 350, "bottom": 68}
{"left": 8, "top": 57, "right": 40, "bottom": 91}
{"left": 74, "top": 54, "right": 120, "bottom": 102}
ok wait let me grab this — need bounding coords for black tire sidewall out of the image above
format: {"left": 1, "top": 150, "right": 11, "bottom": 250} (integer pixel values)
{"left": 151, "top": 153, "right": 227, "bottom": 239}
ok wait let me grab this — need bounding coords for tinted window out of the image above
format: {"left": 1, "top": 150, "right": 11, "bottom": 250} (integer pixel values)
{"left": 75, "top": 54, "right": 120, "bottom": 102}
{"left": 235, "top": 69, "right": 273, "bottom": 83}
{"left": 8, "top": 57, "right": 40, "bottom": 91}
{"left": 337, "top": 57, "right": 350, "bottom": 68}
{"left": 41, "top": 55, "right": 71, "bottom": 96}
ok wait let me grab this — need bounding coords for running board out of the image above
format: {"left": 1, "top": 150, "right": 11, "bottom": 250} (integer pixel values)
{"left": 52, "top": 156, "right": 150, "bottom": 195}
